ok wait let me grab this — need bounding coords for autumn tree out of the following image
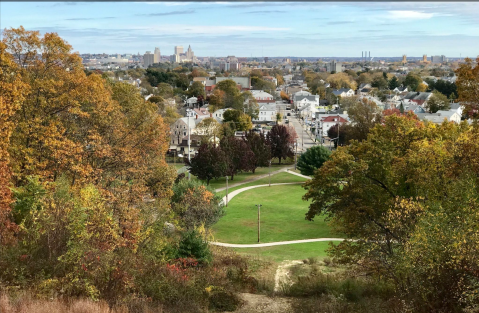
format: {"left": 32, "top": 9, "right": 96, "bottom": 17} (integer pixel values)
{"left": 243, "top": 131, "right": 271, "bottom": 173}
{"left": 220, "top": 136, "right": 256, "bottom": 180}
{"left": 280, "top": 91, "right": 290, "bottom": 101}
{"left": 404, "top": 72, "right": 422, "bottom": 91}
{"left": 185, "top": 144, "right": 226, "bottom": 185}
{"left": 415, "top": 82, "right": 428, "bottom": 92}
{"left": 303, "top": 114, "right": 479, "bottom": 311}
{"left": 171, "top": 179, "right": 224, "bottom": 230}
{"left": 0, "top": 41, "right": 27, "bottom": 245}
{"left": 426, "top": 90, "right": 450, "bottom": 113}
{"left": 187, "top": 81, "right": 206, "bottom": 98}
{"left": 456, "top": 57, "right": 479, "bottom": 118}
{"left": 346, "top": 98, "right": 382, "bottom": 142}
{"left": 196, "top": 117, "right": 221, "bottom": 145}
{"left": 223, "top": 109, "right": 253, "bottom": 131}
{"left": 327, "top": 72, "right": 357, "bottom": 90}
{"left": 267, "top": 125, "right": 294, "bottom": 164}
{"left": 208, "top": 89, "right": 226, "bottom": 111}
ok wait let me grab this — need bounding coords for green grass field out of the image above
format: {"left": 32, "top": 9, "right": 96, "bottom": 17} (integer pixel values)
{"left": 234, "top": 241, "right": 336, "bottom": 262}
{"left": 216, "top": 171, "right": 308, "bottom": 198}
{"left": 203, "top": 164, "right": 292, "bottom": 190}
{"left": 213, "top": 184, "right": 332, "bottom": 244}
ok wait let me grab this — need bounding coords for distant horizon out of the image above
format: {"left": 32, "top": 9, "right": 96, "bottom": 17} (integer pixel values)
{"left": 2, "top": 2, "right": 479, "bottom": 57}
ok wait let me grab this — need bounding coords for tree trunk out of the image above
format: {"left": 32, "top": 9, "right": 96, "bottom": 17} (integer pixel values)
{"left": 279, "top": 157, "right": 282, "bottom": 165}
{"left": 231, "top": 174, "right": 234, "bottom": 181}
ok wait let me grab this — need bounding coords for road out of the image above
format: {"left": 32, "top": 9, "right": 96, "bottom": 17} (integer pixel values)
{"left": 287, "top": 114, "right": 317, "bottom": 153}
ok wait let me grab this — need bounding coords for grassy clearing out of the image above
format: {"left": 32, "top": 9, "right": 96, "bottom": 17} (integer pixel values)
{"left": 216, "top": 171, "right": 308, "bottom": 198}
{"left": 233, "top": 241, "right": 335, "bottom": 262}
{"left": 213, "top": 184, "right": 332, "bottom": 244}
{"left": 202, "top": 163, "right": 292, "bottom": 190}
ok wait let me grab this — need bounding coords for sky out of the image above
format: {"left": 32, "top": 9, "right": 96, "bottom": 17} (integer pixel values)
{"left": 1, "top": 1, "right": 479, "bottom": 57}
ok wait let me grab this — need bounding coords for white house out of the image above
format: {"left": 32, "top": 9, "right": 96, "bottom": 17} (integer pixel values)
{"left": 186, "top": 96, "right": 198, "bottom": 107}
{"left": 250, "top": 90, "right": 275, "bottom": 103}
{"left": 332, "top": 88, "right": 355, "bottom": 97}
{"left": 318, "top": 115, "right": 349, "bottom": 137}
{"left": 212, "top": 108, "right": 230, "bottom": 123}
{"left": 255, "top": 104, "right": 276, "bottom": 122}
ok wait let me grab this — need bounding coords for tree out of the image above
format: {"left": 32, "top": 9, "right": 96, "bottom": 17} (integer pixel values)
{"left": 297, "top": 146, "right": 331, "bottom": 176}
{"left": 223, "top": 109, "right": 252, "bottom": 131}
{"left": 208, "top": 89, "right": 225, "bottom": 111}
{"left": 267, "top": 125, "right": 294, "bottom": 164}
{"left": 415, "top": 82, "right": 428, "bottom": 92}
{"left": 426, "top": 90, "right": 450, "bottom": 113}
{"left": 196, "top": 117, "right": 221, "bottom": 145}
{"left": 215, "top": 79, "right": 244, "bottom": 110}
{"left": 339, "top": 96, "right": 359, "bottom": 111}
{"left": 326, "top": 124, "right": 348, "bottom": 147}
{"left": 243, "top": 131, "right": 271, "bottom": 173}
{"left": 346, "top": 98, "right": 382, "bottom": 142}
{"left": 220, "top": 136, "right": 255, "bottom": 180}
{"left": 276, "top": 112, "right": 282, "bottom": 123}
{"left": 327, "top": 72, "right": 357, "bottom": 90}
{"left": 187, "top": 81, "right": 206, "bottom": 98}
{"left": 303, "top": 114, "right": 479, "bottom": 311}
{"left": 184, "top": 144, "right": 226, "bottom": 186}
{"left": 371, "top": 76, "right": 388, "bottom": 90}
{"left": 404, "top": 72, "right": 422, "bottom": 91}
{"left": 280, "top": 90, "right": 290, "bottom": 101}
{"left": 456, "top": 57, "right": 479, "bottom": 119}
{"left": 388, "top": 76, "right": 400, "bottom": 90}
{"left": 0, "top": 41, "right": 27, "bottom": 245}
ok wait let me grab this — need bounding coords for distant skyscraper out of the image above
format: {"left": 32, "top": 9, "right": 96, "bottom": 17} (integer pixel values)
{"left": 326, "top": 60, "right": 342, "bottom": 73}
{"left": 402, "top": 55, "right": 407, "bottom": 64}
{"left": 170, "top": 54, "right": 180, "bottom": 63}
{"left": 185, "top": 45, "right": 195, "bottom": 61}
{"left": 175, "top": 46, "right": 184, "bottom": 55}
{"left": 423, "top": 54, "right": 428, "bottom": 62}
{"left": 143, "top": 51, "right": 154, "bottom": 67}
{"left": 154, "top": 47, "right": 161, "bottom": 63}
{"left": 431, "top": 55, "right": 447, "bottom": 64}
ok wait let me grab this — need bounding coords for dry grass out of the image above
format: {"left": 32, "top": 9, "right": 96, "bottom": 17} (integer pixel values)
{"left": 0, "top": 294, "right": 164, "bottom": 313}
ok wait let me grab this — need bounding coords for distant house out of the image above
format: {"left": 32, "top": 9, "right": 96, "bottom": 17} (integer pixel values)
{"left": 403, "top": 104, "right": 426, "bottom": 114}
{"left": 332, "top": 88, "right": 355, "bottom": 97}
{"left": 176, "top": 134, "right": 202, "bottom": 157}
{"left": 255, "top": 104, "right": 276, "bottom": 122}
{"left": 358, "top": 83, "right": 372, "bottom": 90}
{"left": 192, "top": 77, "right": 208, "bottom": 86}
{"left": 170, "top": 116, "right": 201, "bottom": 146}
{"left": 393, "top": 86, "right": 408, "bottom": 93}
{"left": 403, "top": 92, "right": 432, "bottom": 106}
{"left": 416, "top": 110, "right": 461, "bottom": 124}
{"left": 186, "top": 97, "right": 198, "bottom": 107}
{"left": 319, "top": 115, "right": 348, "bottom": 137}
{"left": 212, "top": 108, "right": 230, "bottom": 122}
{"left": 215, "top": 76, "right": 251, "bottom": 90}
{"left": 250, "top": 90, "right": 275, "bottom": 103}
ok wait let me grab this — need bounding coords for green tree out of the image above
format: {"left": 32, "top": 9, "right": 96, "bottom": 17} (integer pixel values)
{"left": 297, "top": 146, "right": 331, "bottom": 176}
{"left": 184, "top": 144, "right": 226, "bottom": 185}
{"left": 426, "top": 90, "right": 450, "bottom": 113}
{"left": 404, "top": 72, "right": 422, "bottom": 91}
{"left": 388, "top": 76, "right": 399, "bottom": 90}
{"left": 223, "top": 109, "right": 252, "bottom": 131}
{"left": 187, "top": 81, "right": 206, "bottom": 98}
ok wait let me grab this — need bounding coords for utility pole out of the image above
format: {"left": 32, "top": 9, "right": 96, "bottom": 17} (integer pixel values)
{"left": 269, "top": 160, "right": 271, "bottom": 187}
{"left": 225, "top": 175, "right": 229, "bottom": 207}
{"left": 294, "top": 139, "right": 298, "bottom": 170}
{"left": 187, "top": 109, "right": 191, "bottom": 180}
{"left": 256, "top": 204, "right": 262, "bottom": 243}
{"left": 337, "top": 114, "right": 340, "bottom": 147}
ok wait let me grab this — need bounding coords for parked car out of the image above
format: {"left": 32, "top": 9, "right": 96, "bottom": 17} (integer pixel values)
{"left": 284, "top": 119, "right": 289, "bottom": 124}
{"left": 267, "top": 122, "right": 277, "bottom": 126}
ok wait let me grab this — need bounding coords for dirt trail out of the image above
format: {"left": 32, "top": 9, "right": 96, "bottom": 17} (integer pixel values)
{"left": 234, "top": 293, "right": 293, "bottom": 313}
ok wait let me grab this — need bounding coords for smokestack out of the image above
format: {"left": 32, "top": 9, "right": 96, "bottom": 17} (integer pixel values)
{"left": 369, "top": 51, "right": 371, "bottom": 58}
{"left": 362, "top": 51, "right": 363, "bottom": 59}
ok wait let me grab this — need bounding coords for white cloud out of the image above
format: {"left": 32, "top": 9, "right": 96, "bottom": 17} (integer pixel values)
{"left": 387, "top": 10, "right": 434, "bottom": 20}
{"left": 131, "top": 24, "right": 290, "bottom": 35}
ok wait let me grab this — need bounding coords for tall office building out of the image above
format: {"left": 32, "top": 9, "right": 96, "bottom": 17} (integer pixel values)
{"left": 326, "top": 60, "right": 342, "bottom": 73}
{"left": 431, "top": 55, "right": 447, "bottom": 64}
{"left": 174, "top": 46, "right": 184, "bottom": 55}
{"left": 185, "top": 45, "right": 195, "bottom": 61}
{"left": 170, "top": 54, "right": 180, "bottom": 63}
{"left": 143, "top": 51, "right": 154, "bottom": 67}
{"left": 154, "top": 47, "right": 161, "bottom": 63}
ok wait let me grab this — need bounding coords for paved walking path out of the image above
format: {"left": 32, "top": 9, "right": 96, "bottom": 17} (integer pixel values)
{"left": 210, "top": 238, "right": 346, "bottom": 248}
{"left": 222, "top": 182, "right": 303, "bottom": 206}
{"left": 215, "top": 166, "right": 294, "bottom": 192}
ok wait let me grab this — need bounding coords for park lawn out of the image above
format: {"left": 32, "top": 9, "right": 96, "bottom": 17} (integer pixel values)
{"left": 204, "top": 164, "right": 292, "bottom": 190}
{"left": 213, "top": 184, "right": 332, "bottom": 244}
{"left": 169, "top": 163, "right": 185, "bottom": 170}
{"left": 233, "top": 241, "right": 336, "bottom": 262}
{"left": 216, "top": 171, "right": 308, "bottom": 198}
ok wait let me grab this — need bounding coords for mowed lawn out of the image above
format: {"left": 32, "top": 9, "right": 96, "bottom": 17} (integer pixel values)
{"left": 234, "top": 241, "right": 335, "bottom": 262}
{"left": 216, "top": 172, "right": 308, "bottom": 198}
{"left": 213, "top": 184, "right": 332, "bottom": 244}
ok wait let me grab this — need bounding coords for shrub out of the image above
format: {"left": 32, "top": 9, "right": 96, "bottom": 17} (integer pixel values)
{"left": 297, "top": 146, "right": 331, "bottom": 176}
{"left": 175, "top": 229, "right": 212, "bottom": 264}
{"left": 208, "top": 287, "right": 242, "bottom": 312}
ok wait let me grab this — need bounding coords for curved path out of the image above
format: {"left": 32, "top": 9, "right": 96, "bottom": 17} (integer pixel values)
{"left": 215, "top": 166, "right": 294, "bottom": 192}
{"left": 210, "top": 238, "right": 346, "bottom": 248}
{"left": 221, "top": 170, "right": 311, "bottom": 205}
{"left": 214, "top": 172, "right": 345, "bottom": 248}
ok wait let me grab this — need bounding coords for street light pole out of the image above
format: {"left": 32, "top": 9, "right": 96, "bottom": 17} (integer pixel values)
{"left": 225, "top": 175, "right": 229, "bottom": 207}
{"left": 187, "top": 109, "right": 191, "bottom": 180}
{"left": 256, "top": 204, "right": 262, "bottom": 243}
{"left": 269, "top": 160, "right": 271, "bottom": 187}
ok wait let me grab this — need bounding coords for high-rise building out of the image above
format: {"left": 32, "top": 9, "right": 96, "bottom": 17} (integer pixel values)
{"left": 170, "top": 54, "right": 180, "bottom": 63}
{"left": 154, "top": 47, "right": 161, "bottom": 63}
{"left": 143, "top": 51, "right": 154, "bottom": 67}
{"left": 174, "top": 46, "right": 184, "bottom": 55}
{"left": 431, "top": 55, "right": 447, "bottom": 64}
{"left": 402, "top": 55, "right": 407, "bottom": 64}
{"left": 326, "top": 60, "right": 342, "bottom": 73}
{"left": 185, "top": 45, "right": 194, "bottom": 61}
{"left": 423, "top": 54, "right": 428, "bottom": 62}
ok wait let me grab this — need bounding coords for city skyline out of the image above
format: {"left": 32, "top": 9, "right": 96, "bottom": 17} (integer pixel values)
{"left": 1, "top": 2, "right": 479, "bottom": 57}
